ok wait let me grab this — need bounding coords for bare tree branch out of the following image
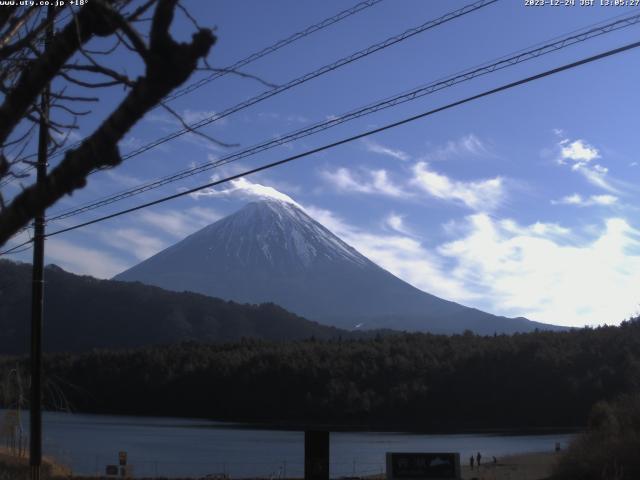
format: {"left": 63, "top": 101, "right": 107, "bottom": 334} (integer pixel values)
{"left": 82, "top": 37, "right": 121, "bottom": 55}
{"left": 108, "top": 13, "right": 148, "bottom": 57}
{"left": 126, "top": 0, "right": 158, "bottom": 22}
{"left": 0, "top": 7, "right": 36, "bottom": 49}
{"left": 0, "top": 0, "right": 216, "bottom": 246}
{"left": 58, "top": 70, "right": 126, "bottom": 89}
{"left": 0, "top": 8, "right": 60, "bottom": 61}
{"left": 0, "top": 6, "right": 19, "bottom": 34}
{"left": 160, "top": 101, "right": 237, "bottom": 148}
{"left": 177, "top": 1, "right": 202, "bottom": 30}
{"left": 0, "top": 1, "right": 122, "bottom": 145}
{"left": 63, "top": 61, "right": 134, "bottom": 87}
{"left": 198, "top": 64, "right": 279, "bottom": 89}
{"left": 50, "top": 103, "right": 91, "bottom": 117}
{"left": 50, "top": 93, "right": 99, "bottom": 102}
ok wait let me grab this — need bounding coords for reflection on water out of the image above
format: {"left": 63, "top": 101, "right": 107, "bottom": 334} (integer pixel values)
{"left": 2, "top": 410, "right": 575, "bottom": 478}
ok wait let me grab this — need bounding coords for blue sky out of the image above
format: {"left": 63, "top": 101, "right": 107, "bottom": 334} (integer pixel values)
{"left": 4, "top": 0, "right": 640, "bottom": 327}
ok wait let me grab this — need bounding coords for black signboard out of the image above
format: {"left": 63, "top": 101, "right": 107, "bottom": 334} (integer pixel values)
{"left": 386, "top": 453, "right": 460, "bottom": 480}
{"left": 105, "top": 465, "right": 118, "bottom": 476}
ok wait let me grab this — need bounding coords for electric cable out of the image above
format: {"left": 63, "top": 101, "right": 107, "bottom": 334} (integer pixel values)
{"left": 35, "top": 39, "right": 640, "bottom": 241}
{"left": 0, "top": 0, "right": 386, "bottom": 186}
{"left": 45, "top": 10, "right": 640, "bottom": 223}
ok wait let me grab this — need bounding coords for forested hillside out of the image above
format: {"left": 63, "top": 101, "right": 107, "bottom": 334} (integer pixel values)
{"left": 2, "top": 320, "right": 639, "bottom": 431}
{"left": 0, "top": 260, "right": 348, "bottom": 353}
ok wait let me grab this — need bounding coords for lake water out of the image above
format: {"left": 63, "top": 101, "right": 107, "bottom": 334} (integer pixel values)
{"left": 2, "top": 410, "right": 576, "bottom": 478}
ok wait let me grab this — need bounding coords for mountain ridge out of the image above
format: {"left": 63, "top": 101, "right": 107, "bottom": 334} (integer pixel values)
{"left": 0, "top": 259, "right": 352, "bottom": 354}
{"left": 115, "top": 199, "right": 563, "bottom": 334}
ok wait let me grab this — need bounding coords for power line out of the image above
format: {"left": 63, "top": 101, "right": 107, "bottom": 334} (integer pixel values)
{"left": 3, "top": 0, "right": 488, "bottom": 248}
{"left": 0, "top": 238, "right": 33, "bottom": 256}
{"left": 101, "top": 0, "right": 498, "bottom": 162}
{"left": 0, "top": 166, "right": 32, "bottom": 187}
{"left": 39, "top": 0, "right": 387, "bottom": 163}
{"left": 10, "top": 0, "right": 497, "bottom": 207}
{"left": 38, "top": 39, "right": 640, "bottom": 240}
{"left": 45, "top": 10, "right": 640, "bottom": 224}
{"left": 164, "top": 0, "right": 385, "bottom": 103}
{"left": 1, "top": 0, "right": 386, "bottom": 187}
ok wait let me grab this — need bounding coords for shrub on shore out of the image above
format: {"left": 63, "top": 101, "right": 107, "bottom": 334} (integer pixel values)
{"left": 553, "top": 394, "right": 640, "bottom": 480}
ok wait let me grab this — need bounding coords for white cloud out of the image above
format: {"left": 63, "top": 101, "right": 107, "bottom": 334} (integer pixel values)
{"left": 560, "top": 139, "right": 600, "bottom": 163}
{"left": 498, "top": 218, "right": 571, "bottom": 237}
{"left": 100, "top": 228, "right": 167, "bottom": 261}
{"left": 385, "top": 213, "right": 412, "bottom": 236}
{"left": 118, "top": 136, "right": 145, "bottom": 151}
{"left": 552, "top": 193, "right": 618, "bottom": 207}
{"left": 137, "top": 207, "right": 221, "bottom": 239}
{"left": 305, "top": 205, "right": 474, "bottom": 302}
{"left": 556, "top": 138, "right": 617, "bottom": 192}
{"left": 590, "top": 193, "right": 617, "bottom": 206}
{"left": 104, "top": 170, "right": 143, "bottom": 188}
{"left": 323, "top": 160, "right": 506, "bottom": 209}
{"left": 47, "top": 238, "right": 129, "bottom": 279}
{"left": 322, "top": 167, "right": 407, "bottom": 198}
{"left": 186, "top": 206, "right": 222, "bottom": 224}
{"left": 421, "top": 134, "right": 490, "bottom": 162}
{"left": 411, "top": 162, "right": 504, "bottom": 211}
{"left": 571, "top": 164, "right": 611, "bottom": 191}
{"left": 363, "top": 139, "right": 410, "bottom": 161}
{"left": 555, "top": 193, "right": 582, "bottom": 205}
{"left": 191, "top": 177, "right": 301, "bottom": 206}
{"left": 52, "top": 129, "right": 82, "bottom": 143}
{"left": 439, "top": 214, "right": 640, "bottom": 326}
{"left": 285, "top": 114, "right": 309, "bottom": 123}
{"left": 576, "top": 164, "right": 618, "bottom": 192}
{"left": 45, "top": 207, "right": 223, "bottom": 276}
{"left": 182, "top": 109, "right": 218, "bottom": 125}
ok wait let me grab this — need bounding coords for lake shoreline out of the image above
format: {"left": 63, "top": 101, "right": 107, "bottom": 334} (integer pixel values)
{"left": 1, "top": 409, "right": 576, "bottom": 478}
{"left": 32, "top": 407, "right": 582, "bottom": 435}
{"left": 461, "top": 450, "right": 563, "bottom": 480}
{"left": 0, "top": 448, "right": 565, "bottom": 480}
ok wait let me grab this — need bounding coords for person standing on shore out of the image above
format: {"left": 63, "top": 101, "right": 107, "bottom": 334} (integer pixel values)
{"left": 470, "top": 455, "right": 474, "bottom": 470}
{"left": 476, "top": 452, "right": 482, "bottom": 467}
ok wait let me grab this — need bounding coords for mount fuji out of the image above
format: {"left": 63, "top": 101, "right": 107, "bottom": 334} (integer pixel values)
{"left": 114, "top": 200, "right": 559, "bottom": 334}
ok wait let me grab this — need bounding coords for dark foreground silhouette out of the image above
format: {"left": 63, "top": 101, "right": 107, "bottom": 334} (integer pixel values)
{"left": 552, "top": 394, "right": 640, "bottom": 480}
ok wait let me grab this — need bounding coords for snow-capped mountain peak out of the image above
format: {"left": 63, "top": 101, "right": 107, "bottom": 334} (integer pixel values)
{"left": 190, "top": 200, "right": 368, "bottom": 269}
{"left": 114, "top": 199, "right": 555, "bottom": 335}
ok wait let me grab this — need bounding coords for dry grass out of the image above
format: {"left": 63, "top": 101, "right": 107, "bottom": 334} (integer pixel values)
{"left": 0, "top": 446, "right": 72, "bottom": 479}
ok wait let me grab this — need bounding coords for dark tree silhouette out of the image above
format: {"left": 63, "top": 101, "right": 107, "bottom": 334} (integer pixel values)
{"left": 0, "top": 0, "right": 216, "bottom": 247}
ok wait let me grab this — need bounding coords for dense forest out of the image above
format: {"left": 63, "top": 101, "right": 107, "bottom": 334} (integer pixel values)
{"left": 1, "top": 320, "right": 639, "bottom": 431}
{"left": 0, "top": 259, "right": 351, "bottom": 353}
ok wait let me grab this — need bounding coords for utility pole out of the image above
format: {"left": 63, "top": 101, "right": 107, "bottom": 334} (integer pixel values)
{"left": 30, "top": 7, "right": 53, "bottom": 480}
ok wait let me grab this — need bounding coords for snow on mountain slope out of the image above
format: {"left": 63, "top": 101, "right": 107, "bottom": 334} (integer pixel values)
{"left": 114, "top": 200, "right": 560, "bottom": 334}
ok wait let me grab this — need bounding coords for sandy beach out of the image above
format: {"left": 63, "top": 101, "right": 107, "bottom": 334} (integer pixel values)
{"left": 460, "top": 451, "right": 561, "bottom": 480}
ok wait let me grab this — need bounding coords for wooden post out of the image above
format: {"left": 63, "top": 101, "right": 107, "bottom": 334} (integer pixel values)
{"left": 30, "top": 6, "right": 54, "bottom": 480}
{"left": 304, "top": 430, "right": 329, "bottom": 480}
